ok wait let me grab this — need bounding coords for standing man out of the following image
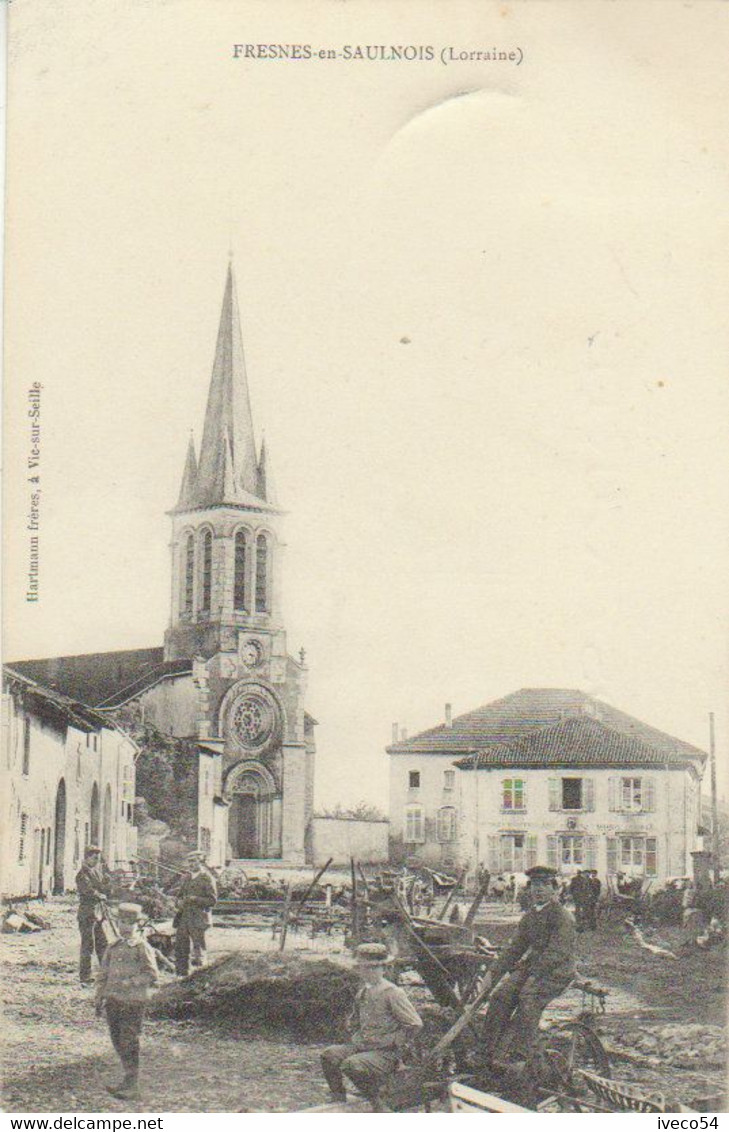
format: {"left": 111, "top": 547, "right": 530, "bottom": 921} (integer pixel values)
{"left": 321, "top": 942, "right": 423, "bottom": 1110}
{"left": 568, "top": 869, "right": 593, "bottom": 932}
{"left": 586, "top": 870, "right": 602, "bottom": 931}
{"left": 174, "top": 850, "right": 218, "bottom": 977}
{"left": 479, "top": 865, "right": 576, "bottom": 1070}
{"left": 76, "top": 845, "right": 112, "bottom": 985}
{"left": 96, "top": 902, "right": 159, "bottom": 1101}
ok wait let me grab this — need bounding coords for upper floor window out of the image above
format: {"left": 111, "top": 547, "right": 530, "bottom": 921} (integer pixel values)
{"left": 255, "top": 533, "right": 270, "bottom": 612}
{"left": 436, "top": 806, "right": 457, "bottom": 842}
{"left": 183, "top": 533, "right": 195, "bottom": 613}
{"left": 549, "top": 777, "right": 595, "bottom": 812}
{"left": 502, "top": 777, "right": 525, "bottom": 811}
{"left": 200, "top": 530, "right": 213, "bottom": 612}
{"left": 22, "top": 716, "right": 31, "bottom": 775}
{"left": 405, "top": 804, "right": 425, "bottom": 843}
{"left": 443, "top": 769, "right": 455, "bottom": 792}
{"left": 234, "top": 531, "right": 248, "bottom": 611}
{"left": 609, "top": 776, "right": 655, "bottom": 813}
{"left": 408, "top": 770, "right": 420, "bottom": 789}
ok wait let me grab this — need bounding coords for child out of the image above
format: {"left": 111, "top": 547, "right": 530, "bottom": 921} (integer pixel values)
{"left": 96, "top": 903, "right": 159, "bottom": 1101}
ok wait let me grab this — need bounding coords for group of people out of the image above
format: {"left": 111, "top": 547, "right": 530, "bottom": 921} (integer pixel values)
{"left": 75, "top": 845, "right": 218, "bottom": 1100}
{"left": 77, "top": 849, "right": 582, "bottom": 1110}
{"left": 320, "top": 864, "right": 578, "bottom": 1110}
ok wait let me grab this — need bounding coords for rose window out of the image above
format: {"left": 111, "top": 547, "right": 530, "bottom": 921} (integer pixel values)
{"left": 230, "top": 692, "right": 276, "bottom": 750}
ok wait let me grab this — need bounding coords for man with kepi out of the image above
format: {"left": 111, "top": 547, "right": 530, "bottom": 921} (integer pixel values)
{"left": 76, "top": 844, "right": 112, "bottom": 985}
{"left": 174, "top": 850, "right": 218, "bottom": 976}
{"left": 479, "top": 864, "right": 576, "bottom": 1070}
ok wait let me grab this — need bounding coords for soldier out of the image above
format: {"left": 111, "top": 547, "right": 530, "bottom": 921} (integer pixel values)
{"left": 174, "top": 850, "right": 218, "bottom": 976}
{"left": 479, "top": 865, "right": 576, "bottom": 1070}
{"left": 568, "top": 869, "right": 594, "bottom": 932}
{"left": 76, "top": 845, "right": 112, "bottom": 985}
{"left": 321, "top": 942, "right": 423, "bottom": 1110}
{"left": 96, "top": 902, "right": 159, "bottom": 1101}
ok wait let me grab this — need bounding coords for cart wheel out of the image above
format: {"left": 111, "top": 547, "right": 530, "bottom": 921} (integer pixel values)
{"left": 544, "top": 1022, "right": 611, "bottom": 1105}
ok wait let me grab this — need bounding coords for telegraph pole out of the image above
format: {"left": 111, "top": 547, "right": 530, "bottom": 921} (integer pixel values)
{"left": 710, "top": 712, "right": 720, "bottom": 884}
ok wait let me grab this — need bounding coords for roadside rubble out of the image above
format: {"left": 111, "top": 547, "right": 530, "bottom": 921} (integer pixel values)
{"left": 2, "top": 906, "right": 52, "bottom": 933}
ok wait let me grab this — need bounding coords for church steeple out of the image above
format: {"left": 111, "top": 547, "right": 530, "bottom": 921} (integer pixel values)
{"left": 188, "top": 263, "right": 262, "bottom": 507}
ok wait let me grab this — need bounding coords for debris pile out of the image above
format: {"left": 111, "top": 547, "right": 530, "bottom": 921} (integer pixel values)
{"left": 611, "top": 1022, "right": 727, "bottom": 1069}
{"left": 149, "top": 952, "right": 359, "bottom": 1038}
{"left": 2, "top": 907, "right": 51, "bottom": 933}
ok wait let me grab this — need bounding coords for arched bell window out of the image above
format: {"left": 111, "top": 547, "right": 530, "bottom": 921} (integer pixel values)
{"left": 234, "top": 530, "right": 248, "bottom": 611}
{"left": 182, "top": 533, "right": 194, "bottom": 613}
{"left": 255, "top": 533, "right": 270, "bottom": 613}
{"left": 200, "top": 529, "right": 213, "bottom": 612}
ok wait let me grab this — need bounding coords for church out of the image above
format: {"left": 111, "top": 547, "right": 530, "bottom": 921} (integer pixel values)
{"left": 6, "top": 264, "right": 317, "bottom": 875}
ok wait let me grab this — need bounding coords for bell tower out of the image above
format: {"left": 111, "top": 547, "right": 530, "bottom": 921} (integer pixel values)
{"left": 164, "top": 263, "right": 284, "bottom": 662}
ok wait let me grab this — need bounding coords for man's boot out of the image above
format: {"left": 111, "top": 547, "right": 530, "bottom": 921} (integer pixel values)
{"left": 107, "top": 1071, "right": 139, "bottom": 1101}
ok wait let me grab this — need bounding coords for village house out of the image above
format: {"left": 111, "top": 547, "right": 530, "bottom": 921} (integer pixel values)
{"left": 388, "top": 688, "right": 706, "bottom": 885}
{"left": 1, "top": 668, "right": 138, "bottom": 898}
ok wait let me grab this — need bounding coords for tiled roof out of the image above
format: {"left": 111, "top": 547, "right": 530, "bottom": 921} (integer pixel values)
{"left": 3, "top": 667, "right": 116, "bottom": 733}
{"left": 388, "top": 688, "right": 706, "bottom": 770}
{"left": 6, "top": 647, "right": 182, "bottom": 708}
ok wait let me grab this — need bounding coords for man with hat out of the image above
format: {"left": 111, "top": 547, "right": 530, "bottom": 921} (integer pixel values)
{"left": 76, "top": 845, "right": 112, "bottom": 985}
{"left": 173, "top": 850, "right": 218, "bottom": 977}
{"left": 478, "top": 865, "right": 576, "bottom": 1071}
{"left": 96, "top": 903, "right": 159, "bottom": 1101}
{"left": 321, "top": 942, "right": 423, "bottom": 1110}
{"left": 568, "top": 869, "right": 595, "bottom": 932}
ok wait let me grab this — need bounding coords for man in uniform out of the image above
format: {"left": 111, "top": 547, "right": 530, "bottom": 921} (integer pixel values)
{"left": 174, "top": 850, "right": 218, "bottom": 976}
{"left": 321, "top": 942, "right": 423, "bottom": 1110}
{"left": 568, "top": 869, "right": 594, "bottom": 932}
{"left": 479, "top": 864, "right": 576, "bottom": 1070}
{"left": 76, "top": 845, "right": 112, "bottom": 985}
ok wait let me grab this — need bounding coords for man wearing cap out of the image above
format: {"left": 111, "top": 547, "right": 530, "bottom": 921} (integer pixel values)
{"left": 76, "top": 845, "right": 112, "bottom": 985}
{"left": 96, "top": 903, "right": 159, "bottom": 1101}
{"left": 320, "top": 942, "right": 423, "bottom": 1110}
{"left": 174, "top": 850, "right": 218, "bottom": 977}
{"left": 479, "top": 865, "right": 576, "bottom": 1070}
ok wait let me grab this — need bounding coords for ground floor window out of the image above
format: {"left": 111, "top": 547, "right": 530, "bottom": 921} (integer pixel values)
{"left": 405, "top": 804, "right": 425, "bottom": 844}
{"left": 546, "top": 833, "right": 597, "bottom": 871}
{"left": 436, "top": 806, "right": 457, "bottom": 842}
{"left": 487, "top": 832, "right": 537, "bottom": 874}
{"left": 607, "top": 835, "right": 657, "bottom": 877}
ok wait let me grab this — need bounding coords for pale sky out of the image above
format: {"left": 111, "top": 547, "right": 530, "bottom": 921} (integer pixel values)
{"left": 5, "top": 0, "right": 729, "bottom": 809}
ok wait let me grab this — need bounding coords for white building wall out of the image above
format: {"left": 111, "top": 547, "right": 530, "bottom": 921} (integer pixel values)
{"left": 1, "top": 686, "right": 137, "bottom": 898}
{"left": 389, "top": 752, "right": 702, "bottom": 884}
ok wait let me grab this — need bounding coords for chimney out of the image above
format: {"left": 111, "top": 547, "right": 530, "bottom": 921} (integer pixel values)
{"left": 445, "top": 703, "right": 453, "bottom": 729}
{"left": 392, "top": 723, "right": 399, "bottom": 744}
{"left": 400, "top": 726, "right": 408, "bottom": 741}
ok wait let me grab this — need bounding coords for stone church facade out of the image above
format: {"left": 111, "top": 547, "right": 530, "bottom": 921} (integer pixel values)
{"left": 7, "top": 265, "right": 316, "bottom": 870}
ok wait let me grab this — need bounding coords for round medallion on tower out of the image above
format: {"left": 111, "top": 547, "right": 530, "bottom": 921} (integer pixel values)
{"left": 227, "top": 683, "right": 281, "bottom": 754}
{"left": 241, "top": 638, "right": 264, "bottom": 670}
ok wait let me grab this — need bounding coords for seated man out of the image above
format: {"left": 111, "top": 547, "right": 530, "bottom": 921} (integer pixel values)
{"left": 321, "top": 942, "right": 423, "bottom": 1109}
{"left": 479, "top": 865, "right": 576, "bottom": 1072}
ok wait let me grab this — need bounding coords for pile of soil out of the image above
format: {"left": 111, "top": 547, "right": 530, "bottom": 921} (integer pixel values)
{"left": 149, "top": 952, "right": 359, "bottom": 1038}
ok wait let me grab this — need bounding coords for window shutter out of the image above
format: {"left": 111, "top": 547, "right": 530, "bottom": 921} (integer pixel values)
{"left": 487, "top": 835, "right": 499, "bottom": 873}
{"left": 643, "top": 778, "right": 656, "bottom": 813}
{"left": 526, "top": 835, "right": 538, "bottom": 870}
{"left": 584, "top": 779, "right": 595, "bottom": 812}
{"left": 586, "top": 836, "right": 597, "bottom": 869}
{"left": 608, "top": 777, "right": 617, "bottom": 812}
{"left": 645, "top": 837, "right": 658, "bottom": 876}
{"left": 606, "top": 837, "right": 617, "bottom": 875}
{"left": 546, "top": 835, "right": 557, "bottom": 870}
{"left": 518, "top": 779, "right": 526, "bottom": 812}
{"left": 548, "top": 779, "right": 560, "bottom": 812}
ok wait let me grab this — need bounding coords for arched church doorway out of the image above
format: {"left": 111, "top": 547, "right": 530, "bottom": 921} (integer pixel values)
{"left": 53, "top": 778, "right": 67, "bottom": 893}
{"left": 102, "top": 784, "right": 112, "bottom": 863}
{"left": 90, "top": 783, "right": 100, "bottom": 846}
{"left": 227, "top": 767, "right": 279, "bottom": 859}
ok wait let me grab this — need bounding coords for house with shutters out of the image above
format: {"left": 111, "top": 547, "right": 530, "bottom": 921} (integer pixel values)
{"left": 387, "top": 688, "right": 706, "bottom": 884}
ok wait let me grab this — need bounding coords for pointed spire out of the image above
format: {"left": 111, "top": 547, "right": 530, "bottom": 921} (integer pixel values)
{"left": 177, "top": 433, "right": 198, "bottom": 507}
{"left": 257, "top": 434, "right": 277, "bottom": 505}
{"left": 192, "top": 264, "right": 259, "bottom": 506}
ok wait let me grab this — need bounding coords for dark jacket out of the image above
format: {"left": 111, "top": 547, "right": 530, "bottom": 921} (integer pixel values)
{"left": 490, "top": 898, "right": 576, "bottom": 987}
{"left": 97, "top": 935, "right": 159, "bottom": 1005}
{"left": 76, "top": 863, "right": 111, "bottom": 920}
{"left": 176, "top": 869, "right": 218, "bottom": 929}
